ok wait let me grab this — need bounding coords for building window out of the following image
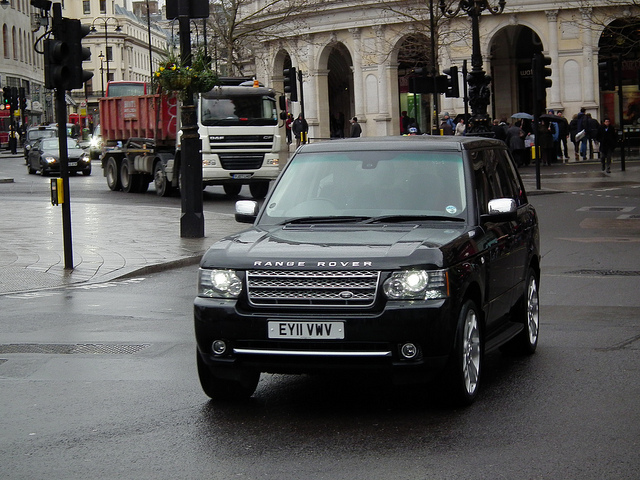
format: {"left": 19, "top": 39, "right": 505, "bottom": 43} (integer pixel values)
{"left": 3, "top": 25, "right": 8, "bottom": 59}
{"left": 83, "top": 1, "right": 90, "bottom": 14}
{"left": 106, "top": 46, "right": 112, "bottom": 62}
{"left": 100, "top": 0, "right": 106, "bottom": 14}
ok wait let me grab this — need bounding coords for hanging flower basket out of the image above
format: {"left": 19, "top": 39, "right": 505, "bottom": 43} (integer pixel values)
{"left": 152, "top": 49, "right": 218, "bottom": 99}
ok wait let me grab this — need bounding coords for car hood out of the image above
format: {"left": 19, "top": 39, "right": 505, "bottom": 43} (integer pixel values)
{"left": 40, "top": 148, "right": 87, "bottom": 159}
{"left": 201, "top": 223, "right": 475, "bottom": 270}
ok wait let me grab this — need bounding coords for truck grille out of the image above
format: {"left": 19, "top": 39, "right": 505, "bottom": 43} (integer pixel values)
{"left": 246, "top": 270, "right": 380, "bottom": 307}
{"left": 219, "top": 153, "right": 265, "bottom": 170}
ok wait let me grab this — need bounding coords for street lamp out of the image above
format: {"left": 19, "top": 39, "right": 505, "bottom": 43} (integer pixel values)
{"left": 90, "top": 16, "right": 122, "bottom": 85}
{"left": 98, "top": 51, "right": 105, "bottom": 97}
{"left": 439, "top": 0, "right": 506, "bottom": 135}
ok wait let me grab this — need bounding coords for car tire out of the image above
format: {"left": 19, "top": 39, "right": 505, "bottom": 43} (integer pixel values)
{"left": 444, "top": 299, "right": 483, "bottom": 406}
{"left": 502, "top": 268, "right": 539, "bottom": 355}
{"left": 83, "top": 165, "right": 92, "bottom": 176}
{"left": 249, "top": 181, "right": 269, "bottom": 199}
{"left": 153, "top": 162, "right": 173, "bottom": 197}
{"left": 105, "top": 156, "right": 121, "bottom": 191}
{"left": 27, "top": 163, "right": 36, "bottom": 174}
{"left": 223, "top": 184, "right": 242, "bottom": 196}
{"left": 120, "top": 159, "right": 141, "bottom": 193}
{"left": 197, "top": 350, "right": 259, "bottom": 401}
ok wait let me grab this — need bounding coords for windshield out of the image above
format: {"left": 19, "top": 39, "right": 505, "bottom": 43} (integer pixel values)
{"left": 200, "top": 95, "right": 277, "bottom": 126}
{"left": 27, "top": 129, "right": 56, "bottom": 141}
{"left": 40, "top": 138, "right": 80, "bottom": 151}
{"left": 260, "top": 150, "right": 468, "bottom": 226}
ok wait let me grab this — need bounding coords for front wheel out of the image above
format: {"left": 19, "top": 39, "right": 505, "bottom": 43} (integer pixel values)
{"left": 249, "top": 181, "right": 269, "bottom": 199}
{"left": 223, "top": 184, "right": 242, "bottom": 196}
{"left": 153, "top": 162, "right": 173, "bottom": 197}
{"left": 444, "top": 299, "right": 483, "bottom": 406}
{"left": 197, "top": 351, "right": 259, "bottom": 401}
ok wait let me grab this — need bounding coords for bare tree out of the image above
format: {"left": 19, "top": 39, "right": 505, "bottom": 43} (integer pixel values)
{"left": 207, "top": 0, "right": 310, "bottom": 76}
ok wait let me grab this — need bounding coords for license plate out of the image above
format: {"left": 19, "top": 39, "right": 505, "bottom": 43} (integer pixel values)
{"left": 68, "top": 162, "right": 77, "bottom": 166}
{"left": 268, "top": 321, "right": 344, "bottom": 340}
{"left": 232, "top": 173, "right": 252, "bottom": 179}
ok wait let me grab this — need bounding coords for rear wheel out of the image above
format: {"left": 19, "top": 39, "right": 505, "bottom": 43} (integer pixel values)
{"left": 105, "top": 156, "right": 121, "bottom": 191}
{"left": 503, "top": 268, "right": 539, "bottom": 355}
{"left": 444, "top": 299, "right": 483, "bottom": 406}
{"left": 197, "top": 350, "right": 259, "bottom": 401}
{"left": 27, "top": 162, "right": 36, "bottom": 174}
{"left": 223, "top": 184, "right": 242, "bottom": 196}
{"left": 120, "top": 158, "right": 143, "bottom": 193}
{"left": 249, "top": 181, "right": 269, "bottom": 199}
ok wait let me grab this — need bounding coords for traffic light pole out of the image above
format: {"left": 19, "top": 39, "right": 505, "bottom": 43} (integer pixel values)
{"left": 55, "top": 77, "right": 74, "bottom": 269}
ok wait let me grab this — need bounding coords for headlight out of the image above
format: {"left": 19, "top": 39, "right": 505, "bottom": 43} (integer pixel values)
{"left": 383, "top": 270, "right": 448, "bottom": 300}
{"left": 44, "top": 156, "right": 57, "bottom": 164}
{"left": 198, "top": 268, "right": 242, "bottom": 298}
{"left": 81, "top": 153, "right": 90, "bottom": 162}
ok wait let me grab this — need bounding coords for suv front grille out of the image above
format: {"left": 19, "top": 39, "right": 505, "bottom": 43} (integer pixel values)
{"left": 246, "top": 270, "right": 380, "bottom": 307}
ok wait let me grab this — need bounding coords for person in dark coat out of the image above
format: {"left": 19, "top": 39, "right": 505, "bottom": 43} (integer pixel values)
{"left": 506, "top": 121, "right": 526, "bottom": 167}
{"left": 292, "top": 114, "right": 308, "bottom": 148}
{"left": 537, "top": 119, "right": 555, "bottom": 166}
{"left": 349, "top": 117, "right": 362, "bottom": 137}
{"left": 597, "top": 118, "right": 617, "bottom": 173}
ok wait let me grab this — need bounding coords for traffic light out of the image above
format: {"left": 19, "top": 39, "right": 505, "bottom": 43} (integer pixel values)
{"left": 532, "top": 53, "right": 552, "bottom": 101}
{"left": 2, "top": 87, "right": 10, "bottom": 110}
{"left": 44, "top": 31, "right": 71, "bottom": 89}
{"left": 283, "top": 67, "right": 298, "bottom": 102}
{"left": 443, "top": 66, "right": 459, "bottom": 98}
{"left": 19, "top": 87, "right": 26, "bottom": 111}
{"left": 10, "top": 87, "right": 18, "bottom": 110}
{"left": 67, "top": 20, "right": 93, "bottom": 89}
{"left": 598, "top": 59, "right": 614, "bottom": 91}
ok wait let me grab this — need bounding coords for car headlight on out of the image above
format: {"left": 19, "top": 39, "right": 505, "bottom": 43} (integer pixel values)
{"left": 81, "top": 153, "right": 90, "bottom": 162}
{"left": 383, "top": 269, "right": 449, "bottom": 300}
{"left": 198, "top": 268, "right": 243, "bottom": 298}
{"left": 44, "top": 156, "right": 57, "bottom": 164}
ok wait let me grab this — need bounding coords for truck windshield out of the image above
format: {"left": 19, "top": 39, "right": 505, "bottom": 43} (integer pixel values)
{"left": 200, "top": 96, "right": 277, "bottom": 126}
{"left": 260, "top": 150, "right": 468, "bottom": 226}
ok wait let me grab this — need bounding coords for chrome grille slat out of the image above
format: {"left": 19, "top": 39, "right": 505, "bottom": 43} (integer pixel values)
{"left": 247, "top": 270, "right": 380, "bottom": 307}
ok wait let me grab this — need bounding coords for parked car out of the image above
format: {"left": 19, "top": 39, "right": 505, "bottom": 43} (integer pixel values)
{"left": 194, "top": 136, "right": 540, "bottom": 405}
{"left": 23, "top": 125, "right": 57, "bottom": 161}
{"left": 27, "top": 137, "right": 91, "bottom": 176}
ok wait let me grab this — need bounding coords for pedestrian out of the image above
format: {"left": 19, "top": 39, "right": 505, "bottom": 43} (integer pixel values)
{"left": 439, "top": 117, "right": 454, "bottom": 135}
{"left": 8, "top": 124, "right": 18, "bottom": 154}
{"left": 491, "top": 118, "right": 507, "bottom": 142}
{"left": 576, "top": 108, "right": 588, "bottom": 161}
{"left": 285, "top": 113, "right": 293, "bottom": 146}
{"left": 442, "top": 112, "right": 455, "bottom": 131}
{"left": 349, "top": 117, "right": 362, "bottom": 137}
{"left": 292, "top": 113, "right": 308, "bottom": 148}
{"left": 597, "top": 117, "right": 617, "bottom": 173}
{"left": 506, "top": 120, "right": 526, "bottom": 167}
{"left": 400, "top": 111, "right": 410, "bottom": 135}
{"left": 556, "top": 111, "right": 570, "bottom": 160}
{"left": 586, "top": 113, "right": 600, "bottom": 159}
{"left": 455, "top": 118, "right": 465, "bottom": 136}
{"left": 569, "top": 113, "right": 580, "bottom": 160}
{"left": 537, "top": 119, "right": 555, "bottom": 166}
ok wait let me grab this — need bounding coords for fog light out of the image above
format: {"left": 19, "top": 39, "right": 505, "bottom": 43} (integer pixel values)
{"left": 400, "top": 343, "right": 418, "bottom": 359}
{"left": 212, "top": 340, "right": 227, "bottom": 355}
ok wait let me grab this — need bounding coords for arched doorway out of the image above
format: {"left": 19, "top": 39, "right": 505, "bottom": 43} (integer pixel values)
{"left": 396, "top": 34, "right": 433, "bottom": 134}
{"left": 321, "top": 42, "right": 353, "bottom": 139}
{"left": 490, "top": 26, "right": 543, "bottom": 119}
{"left": 598, "top": 18, "right": 640, "bottom": 127}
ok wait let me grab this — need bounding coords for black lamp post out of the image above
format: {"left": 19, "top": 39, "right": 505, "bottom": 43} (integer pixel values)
{"left": 98, "top": 51, "right": 105, "bottom": 97}
{"left": 91, "top": 17, "right": 122, "bottom": 84}
{"left": 439, "top": 0, "right": 505, "bottom": 135}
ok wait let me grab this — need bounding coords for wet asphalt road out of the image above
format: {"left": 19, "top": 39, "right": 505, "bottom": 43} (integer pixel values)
{"left": 1, "top": 160, "right": 640, "bottom": 479}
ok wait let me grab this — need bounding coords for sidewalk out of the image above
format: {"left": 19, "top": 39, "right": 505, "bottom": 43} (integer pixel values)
{"left": 1, "top": 150, "right": 639, "bottom": 296}
{"left": 0, "top": 151, "right": 244, "bottom": 295}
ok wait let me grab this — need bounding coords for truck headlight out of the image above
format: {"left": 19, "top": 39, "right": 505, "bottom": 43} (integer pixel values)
{"left": 198, "top": 268, "right": 242, "bottom": 298}
{"left": 383, "top": 270, "right": 448, "bottom": 300}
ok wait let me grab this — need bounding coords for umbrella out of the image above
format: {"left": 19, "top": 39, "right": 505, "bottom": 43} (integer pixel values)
{"left": 511, "top": 112, "right": 533, "bottom": 120}
{"left": 540, "top": 113, "right": 564, "bottom": 122}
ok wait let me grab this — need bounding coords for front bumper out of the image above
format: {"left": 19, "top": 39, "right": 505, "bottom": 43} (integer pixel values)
{"left": 194, "top": 298, "right": 455, "bottom": 380}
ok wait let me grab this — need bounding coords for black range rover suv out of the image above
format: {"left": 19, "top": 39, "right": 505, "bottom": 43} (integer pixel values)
{"left": 195, "top": 136, "right": 540, "bottom": 405}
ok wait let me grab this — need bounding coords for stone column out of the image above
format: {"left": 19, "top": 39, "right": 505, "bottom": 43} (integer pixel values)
{"left": 349, "top": 28, "right": 365, "bottom": 122}
{"left": 373, "top": 25, "right": 392, "bottom": 135}
{"left": 580, "top": 7, "right": 597, "bottom": 107}
{"left": 545, "top": 10, "right": 562, "bottom": 110}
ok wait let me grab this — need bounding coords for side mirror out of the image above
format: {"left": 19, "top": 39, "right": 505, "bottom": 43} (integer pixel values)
{"left": 235, "top": 200, "right": 259, "bottom": 224}
{"left": 482, "top": 198, "right": 517, "bottom": 222}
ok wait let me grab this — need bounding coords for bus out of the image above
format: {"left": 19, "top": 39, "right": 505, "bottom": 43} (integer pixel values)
{"left": 0, "top": 109, "right": 11, "bottom": 148}
{"left": 105, "top": 81, "right": 148, "bottom": 97}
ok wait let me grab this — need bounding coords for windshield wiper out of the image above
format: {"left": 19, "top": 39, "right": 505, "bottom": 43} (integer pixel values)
{"left": 362, "top": 215, "right": 465, "bottom": 224}
{"left": 281, "top": 216, "right": 370, "bottom": 225}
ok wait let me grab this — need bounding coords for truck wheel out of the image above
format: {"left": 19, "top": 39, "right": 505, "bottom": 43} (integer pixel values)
{"left": 249, "top": 181, "right": 269, "bottom": 199}
{"left": 223, "top": 184, "right": 242, "bottom": 196}
{"left": 153, "top": 162, "right": 173, "bottom": 197}
{"left": 105, "top": 156, "right": 121, "bottom": 191}
{"left": 197, "top": 350, "right": 259, "bottom": 401}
